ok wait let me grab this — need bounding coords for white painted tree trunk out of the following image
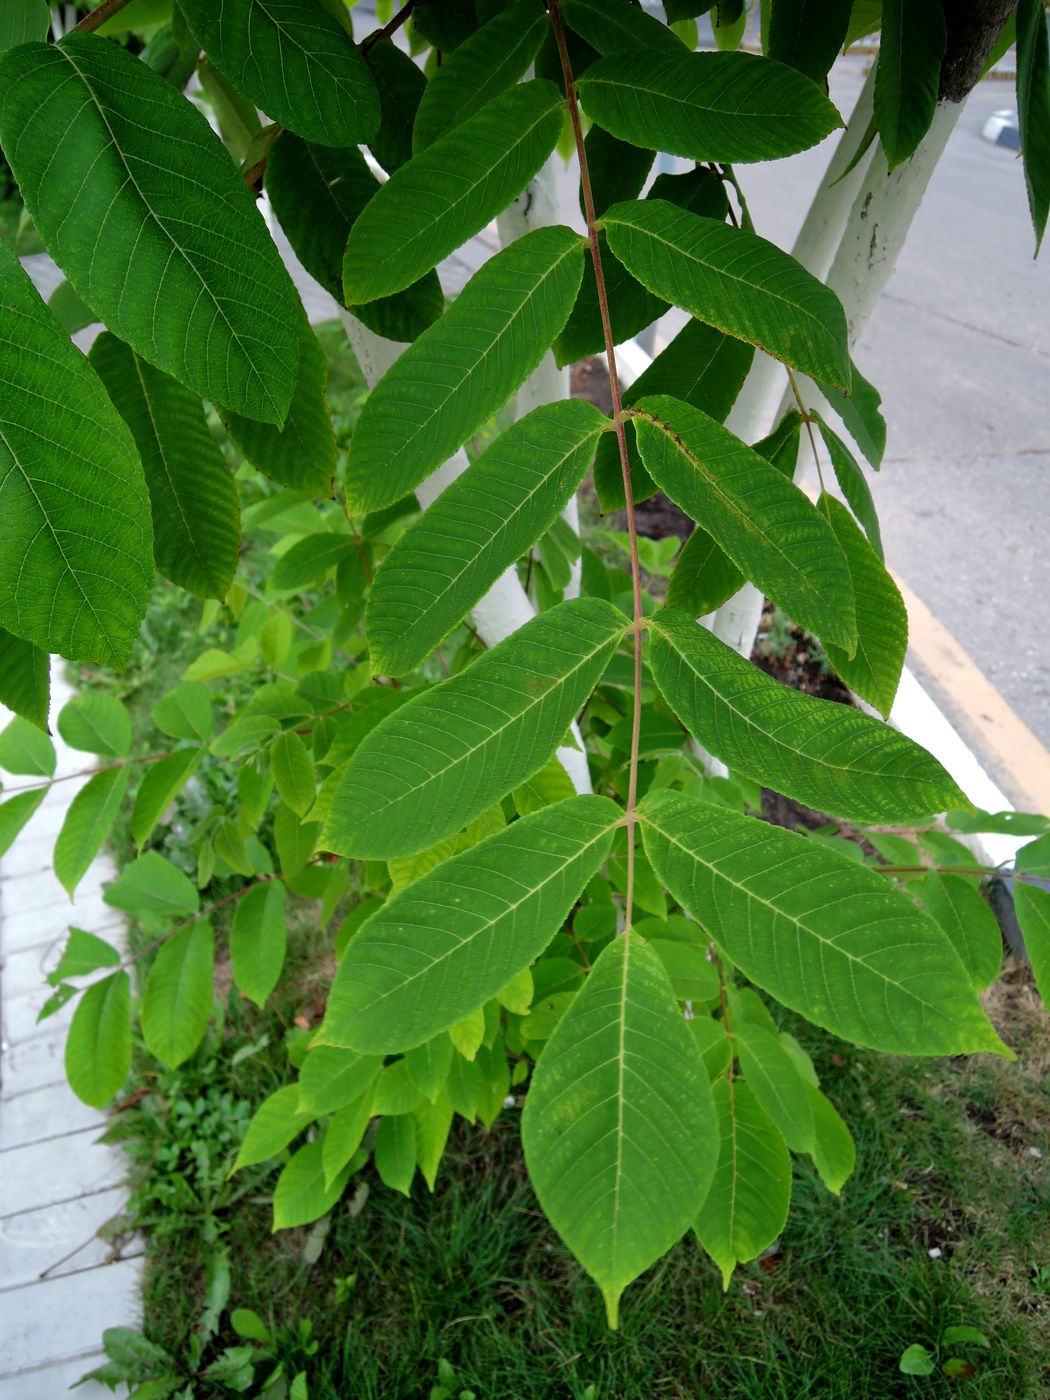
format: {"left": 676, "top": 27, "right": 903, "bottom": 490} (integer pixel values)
{"left": 709, "top": 93, "right": 965, "bottom": 664}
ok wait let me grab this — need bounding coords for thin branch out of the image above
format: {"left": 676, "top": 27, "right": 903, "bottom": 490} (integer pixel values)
{"left": 70, "top": 0, "right": 136, "bottom": 34}
{"left": 361, "top": 0, "right": 418, "bottom": 53}
{"left": 2, "top": 750, "right": 172, "bottom": 796}
{"left": 549, "top": 0, "right": 645, "bottom": 934}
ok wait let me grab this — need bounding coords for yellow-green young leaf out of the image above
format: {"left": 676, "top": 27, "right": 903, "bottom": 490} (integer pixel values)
{"left": 54, "top": 766, "right": 131, "bottom": 898}
{"left": 522, "top": 935, "right": 718, "bottom": 1328}
{"left": 223, "top": 312, "right": 337, "bottom": 495}
{"left": 695, "top": 1078, "right": 792, "bottom": 1289}
{"left": 874, "top": 0, "right": 946, "bottom": 168}
{"left": 322, "top": 1091, "right": 375, "bottom": 1189}
{"left": 577, "top": 49, "right": 841, "bottom": 162}
{"left": 512, "top": 754, "right": 576, "bottom": 817}
{"left": 363, "top": 37, "right": 425, "bottom": 172}
{"left": 273, "top": 1139, "right": 353, "bottom": 1230}
{"left": 0, "top": 245, "right": 151, "bottom": 668}
{"left": 179, "top": 0, "right": 379, "bottom": 147}
{"left": 152, "top": 682, "right": 213, "bottom": 744}
{"left": 639, "top": 791, "right": 1008, "bottom": 1057}
{"left": 387, "top": 805, "right": 506, "bottom": 897}
{"left": 141, "top": 918, "right": 215, "bottom": 1069}
{"left": 104, "top": 851, "right": 199, "bottom": 919}
{"left": 918, "top": 868, "right": 1002, "bottom": 991}
{"left": 0, "top": 790, "right": 45, "bottom": 857}
{"left": 322, "top": 796, "right": 620, "bottom": 1053}
{"left": 0, "top": 36, "right": 299, "bottom": 423}
{"left": 413, "top": 1092, "right": 454, "bottom": 1191}
{"left": 448, "top": 1007, "right": 486, "bottom": 1061}
{"left": 405, "top": 1035, "right": 454, "bottom": 1102}
{"left": 298, "top": 1046, "right": 383, "bottom": 1116}
{"left": 232, "top": 1084, "right": 315, "bottom": 1173}
{"left": 813, "top": 414, "right": 883, "bottom": 557}
{"left": 346, "top": 225, "right": 586, "bottom": 514}
{"left": 271, "top": 732, "right": 316, "bottom": 817}
{"left": 367, "top": 399, "right": 607, "bottom": 675}
{"left": 231, "top": 880, "right": 287, "bottom": 1009}
{"left": 58, "top": 693, "right": 132, "bottom": 759}
{"left": 413, "top": 0, "right": 547, "bottom": 151}
{"left": 265, "top": 135, "right": 443, "bottom": 341}
{"left": 603, "top": 201, "right": 851, "bottom": 389}
{"left": 819, "top": 495, "right": 907, "bottom": 716}
{"left": 50, "top": 928, "right": 121, "bottom": 982}
{"left": 0, "top": 628, "right": 49, "bottom": 729}
{"left": 88, "top": 334, "right": 239, "bottom": 601}
{"left": 807, "top": 1083, "right": 856, "bottom": 1194}
{"left": 593, "top": 318, "right": 754, "bottom": 513}
{"left": 342, "top": 79, "right": 564, "bottom": 302}
{"left": 64, "top": 971, "right": 131, "bottom": 1108}
{"left": 323, "top": 599, "right": 628, "bottom": 860}
{"left": 734, "top": 1022, "right": 815, "bottom": 1154}
{"left": 131, "top": 748, "right": 202, "bottom": 847}
{"left": 0, "top": 715, "right": 55, "bottom": 775}
{"left": 647, "top": 608, "right": 964, "bottom": 823}
{"left": 633, "top": 401, "right": 856, "bottom": 649}
{"left": 497, "top": 966, "right": 533, "bottom": 1015}
{"left": 1017, "top": 0, "right": 1050, "bottom": 253}
{"left": 374, "top": 1114, "right": 416, "bottom": 1196}
{"left": 372, "top": 1059, "right": 425, "bottom": 1115}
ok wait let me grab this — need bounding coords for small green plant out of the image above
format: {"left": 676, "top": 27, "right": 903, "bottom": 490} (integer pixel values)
{"left": 899, "top": 1325, "right": 992, "bottom": 1380}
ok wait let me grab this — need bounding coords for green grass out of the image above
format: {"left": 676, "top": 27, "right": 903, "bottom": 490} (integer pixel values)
{"left": 116, "top": 952, "right": 1050, "bottom": 1400}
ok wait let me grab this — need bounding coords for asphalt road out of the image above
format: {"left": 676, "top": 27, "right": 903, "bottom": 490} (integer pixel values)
{"left": 729, "top": 54, "right": 1050, "bottom": 754}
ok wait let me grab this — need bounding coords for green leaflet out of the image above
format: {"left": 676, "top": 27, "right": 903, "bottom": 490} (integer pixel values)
{"left": 342, "top": 79, "right": 564, "bottom": 302}
{"left": 522, "top": 934, "right": 718, "bottom": 1328}
{"left": 367, "top": 399, "right": 608, "bottom": 675}
{"left": 405, "top": 1036, "right": 454, "bottom": 1103}
{"left": 0, "top": 715, "right": 54, "bottom": 775}
{"left": 374, "top": 1114, "right": 416, "bottom": 1196}
{"left": 412, "top": 0, "right": 547, "bottom": 151}
{"left": 273, "top": 1140, "right": 354, "bottom": 1229}
{"left": 577, "top": 50, "right": 841, "bottom": 163}
{"left": 648, "top": 607, "right": 964, "bottom": 824}
{"left": 664, "top": 529, "right": 744, "bottom": 619}
{"left": 105, "top": 852, "right": 199, "bottom": 919}
{"left": 918, "top": 872, "right": 1003, "bottom": 994}
{"left": 0, "top": 245, "right": 152, "bottom": 668}
{"left": 563, "top": 0, "right": 682, "bottom": 55}
{"left": 89, "top": 333, "right": 239, "bottom": 601}
{"left": 767, "top": 0, "right": 852, "bottom": 83}
{"left": 64, "top": 971, "right": 132, "bottom": 1109}
{"left": 1017, "top": 0, "right": 1050, "bottom": 252}
{"left": 593, "top": 317, "right": 754, "bottom": 512}
{"left": 639, "top": 791, "right": 1008, "bottom": 1057}
{"left": 265, "top": 135, "right": 444, "bottom": 341}
{"left": 58, "top": 693, "right": 131, "bottom": 759}
{"left": 231, "top": 880, "right": 287, "bottom": 1009}
{"left": 0, "top": 789, "right": 45, "bottom": 858}
{"left": 603, "top": 200, "right": 851, "bottom": 389}
{"left": 152, "top": 682, "right": 214, "bottom": 744}
{"left": 141, "top": 918, "right": 215, "bottom": 1069}
{"left": 320, "top": 795, "right": 620, "bottom": 1054}
{"left": 734, "top": 1022, "right": 815, "bottom": 1154}
{"left": 819, "top": 495, "right": 907, "bottom": 717}
{"left": 632, "top": 397, "right": 856, "bottom": 649}
{"left": 346, "top": 225, "right": 585, "bottom": 514}
{"left": 0, "top": 36, "right": 299, "bottom": 424}
{"left": 813, "top": 412, "right": 883, "bottom": 557}
{"left": 233, "top": 1084, "right": 315, "bottom": 1172}
{"left": 54, "top": 766, "right": 131, "bottom": 897}
{"left": 1015, "top": 880, "right": 1050, "bottom": 1007}
{"left": 298, "top": 1046, "right": 383, "bottom": 1116}
{"left": 130, "top": 748, "right": 201, "bottom": 847}
{"left": 271, "top": 732, "right": 316, "bottom": 816}
{"left": 0, "top": 0, "right": 49, "bottom": 48}
{"left": 414, "top": 1092, "right": 455, "bottom": 1191}
{"left": 695, "top": 1077, "right": 792, "bottom": 1289}
{"left": 556, "top": 165, "right": 729, "bottom": 367}
{"left": 0, "top": 628, "right": 49, "bottom": 729}
{"left": 874, "top": 0, "right": 946, "bottom": 168}
{"left": 179, "top": 0, "right": 379, "bottom": 147}
{"left": 323, "top": 598, "right": 627, "bottom": 860}
{"left": 821, "top": 360, "right": 886, "bottom": 469}
{"left": 223, "top": 312, "right": 337, "bottom": 496}
{"left": 363, "top": 37, "right": 426, "bottom": 172}
{"left": 807, "top": 1082, "right": 855, "bottom": 1194}
{"left": 583, "top": 125, "right": 655, "bottom": 219}
{"left": 323, "top": 1091, "right": 375, "bottom": 1188}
